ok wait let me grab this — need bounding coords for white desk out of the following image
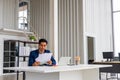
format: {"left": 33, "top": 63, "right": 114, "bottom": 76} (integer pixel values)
{"left": 4, "top": 64, "right": 111, "bottom": 80}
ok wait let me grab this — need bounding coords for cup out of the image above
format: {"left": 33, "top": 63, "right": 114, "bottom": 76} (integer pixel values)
{"left": 75, "top": 56, "right": 80, "bottom": 65}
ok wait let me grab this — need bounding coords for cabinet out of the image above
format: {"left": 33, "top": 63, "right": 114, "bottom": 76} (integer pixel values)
{"left": 3, "top": 40, "right": 38, "bottom": 74}
{"left": 3, "top": 40, "right": 16, "bottom": 73}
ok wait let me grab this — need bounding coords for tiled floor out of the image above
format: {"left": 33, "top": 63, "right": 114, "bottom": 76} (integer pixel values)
{"left": 1, "top": 73, "right": 120, "bottom": 80}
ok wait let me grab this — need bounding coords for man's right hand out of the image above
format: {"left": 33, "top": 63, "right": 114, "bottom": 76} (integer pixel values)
{"left": 32, "top": 61, "right": 40, "bottom": 66}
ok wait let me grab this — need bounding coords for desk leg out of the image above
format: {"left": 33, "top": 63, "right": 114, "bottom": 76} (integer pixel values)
{"left": 23, "top": 72, "right": 26, "bottom": 80}
{"left": 17, "top": 71, "right": 19, "bottom": 80}
{"left": 106, "top": 73, "right": 107, "bottom": 80}
{"left": 117, "top": 73, "right": 118, "bottom": 79}
{"left": 99, "top": 71, "right": 101, "bottom": 80}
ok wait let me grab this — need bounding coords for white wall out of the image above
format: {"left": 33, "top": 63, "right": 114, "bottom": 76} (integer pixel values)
{"left": 84, "top": 0, "right": 113, "bottom": 62}
{"left": 0, "top": 0, "right": 18, "bottom": 29}
{"left": 0, "top": 0, "right": 3, "bottom": 28}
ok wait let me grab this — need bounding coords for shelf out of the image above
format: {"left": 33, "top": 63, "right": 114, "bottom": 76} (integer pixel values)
{"left": 18, "top": 56, "right": 29, "bottom": 57}
{"left": 4, "top": 56, "right": 16, "bottom": 57}
{"left": 3, "top": 40, "right": 16, "bottom": 74}
{"left": 0, "top": 28, "right": 34, "bottom": 36}
{"left": 4, "top": 51, "right": 16, "bottom": 52}
{"left": 3, "top": 72, "right": 23, "bottom": 75}
{"left": 4, "top": 40, "right": 38, "bottom": 44}
{"left": 3, "top": 40, "right": 37, "bottom": 74}
{"left": 4, "top": 62, "right": 16, "bottom": 63}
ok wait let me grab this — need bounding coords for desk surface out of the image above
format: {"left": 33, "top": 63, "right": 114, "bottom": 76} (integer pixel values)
{"left": 93, "top": 61, "right": 120, "bottom": 64}
{"left": 4, "top": 64, "right": 112, "bottom": 73}
{"left": 93, "top": 61, "right": 120, "bottom": 73}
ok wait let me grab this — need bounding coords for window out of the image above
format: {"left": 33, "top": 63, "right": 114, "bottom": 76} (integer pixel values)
{"left": 112, "top": 0, "right": 120, "bottom": 56}
{"left": 18, "top": 0, "right": 30, "bottom": 30}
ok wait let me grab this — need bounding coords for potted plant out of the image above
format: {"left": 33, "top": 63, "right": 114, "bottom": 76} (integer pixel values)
{"left": 29, "top": 35, "right": 36, "bottom": 41}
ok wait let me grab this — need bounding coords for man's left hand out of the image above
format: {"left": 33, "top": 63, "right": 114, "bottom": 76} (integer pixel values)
{"left": 47, "top": 60, "right": 52, "bottom": 65}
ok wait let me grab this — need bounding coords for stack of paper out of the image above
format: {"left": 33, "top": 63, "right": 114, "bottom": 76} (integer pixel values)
{"left": 35, "top": 53, "right": 52, "bottom": 64}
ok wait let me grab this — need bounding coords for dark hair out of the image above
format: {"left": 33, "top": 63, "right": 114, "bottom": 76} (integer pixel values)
{"left": 39, "top": 38, "right": 48, "bottom": 44}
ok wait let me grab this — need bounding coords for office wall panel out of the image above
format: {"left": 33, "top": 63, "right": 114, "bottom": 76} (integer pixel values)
{"left": 2, "top": 0, "right": 17, "bottom": 29}
{"left": 0, "top": 0, "right": 17, "bottom": 29}
{"left": 58, "top": 0, "right": 83, "bottom": 63}
{"left": 0, "top": 0, "right": 3, "bottom": 28}
{"left": 30, "top": 0, "right": 51, "bottom": 48}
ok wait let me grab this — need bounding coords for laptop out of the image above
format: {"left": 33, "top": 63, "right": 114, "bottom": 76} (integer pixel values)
{"left": 58, "top": 57, "right": 71, "bottom": 66}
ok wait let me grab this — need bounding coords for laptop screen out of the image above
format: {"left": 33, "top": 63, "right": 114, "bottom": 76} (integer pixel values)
{"left": 58, "top": 57, "right": 71, "bottom": 66}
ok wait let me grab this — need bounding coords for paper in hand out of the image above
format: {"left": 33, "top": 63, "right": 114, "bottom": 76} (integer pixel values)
{"left": 35, "top": 53, "right": 52, "bottom": 64}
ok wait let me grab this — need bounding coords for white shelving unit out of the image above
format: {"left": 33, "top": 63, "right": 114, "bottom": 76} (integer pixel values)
{"left": 3, "top": 40, "right": 38, "bottom": 80}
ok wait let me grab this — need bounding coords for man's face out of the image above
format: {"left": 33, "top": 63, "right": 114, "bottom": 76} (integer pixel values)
{"left": 39, "top": 42, "right": 47, "bottom": 52}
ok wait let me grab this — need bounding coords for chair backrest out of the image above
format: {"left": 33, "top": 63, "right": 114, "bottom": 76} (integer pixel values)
{"left": 113, "top": 57, "right": 119, "bottom": 61}
{"left": 119, "top": 53, "right": 120, "bottom": 61}
{"left": 58, "top": 57, "right": 71, "bottom": 66}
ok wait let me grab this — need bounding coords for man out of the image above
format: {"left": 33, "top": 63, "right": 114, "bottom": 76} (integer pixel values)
{"left": 28, "top": 38, "right": 56, "bottom": 66}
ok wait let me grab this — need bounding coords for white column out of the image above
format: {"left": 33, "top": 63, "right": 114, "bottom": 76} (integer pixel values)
{"left": 83, "top": 0, "right": 87, "bottom": 64}
{"left": 54, "top": 0, "right": 58, "bottom": 63}
{"left": 0, "top": 38, "right": 3, "bottom": 75}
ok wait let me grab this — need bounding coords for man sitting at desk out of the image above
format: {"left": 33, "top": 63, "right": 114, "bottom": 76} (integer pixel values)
{"left": 28, "top": 38, "right": 56, "bottom": 66}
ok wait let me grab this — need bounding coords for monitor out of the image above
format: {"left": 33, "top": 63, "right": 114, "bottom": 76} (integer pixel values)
{"left": 103, "top": 52, "right": 113, "bottom": 61}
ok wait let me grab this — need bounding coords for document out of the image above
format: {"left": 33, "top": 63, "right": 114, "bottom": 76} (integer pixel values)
{"left": 35, "top": 53, "right": 52, "bottom": 64}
